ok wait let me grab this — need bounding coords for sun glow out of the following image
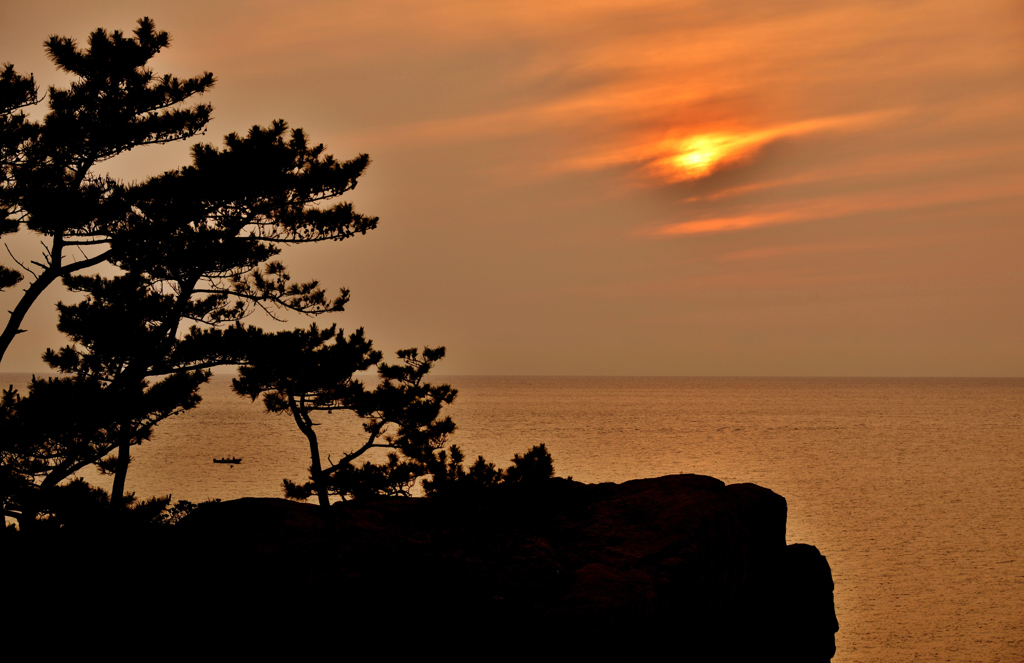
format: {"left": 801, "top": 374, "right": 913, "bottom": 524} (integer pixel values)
{"left": 649, "top": 133, "right": 759, "bottom": 182}
{"left": 550, "top": 112, "right": 901, "bottom": 185}
{"left": 670, "top": 135, "right": 732, "bottom": 178}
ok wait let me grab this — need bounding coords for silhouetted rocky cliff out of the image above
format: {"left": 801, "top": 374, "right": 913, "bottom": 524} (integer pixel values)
{"left": 7, "top": 474, "right": 836, "bottom": 658}
{"left": 177, "top": 474, "right": 837, "bottom": 659}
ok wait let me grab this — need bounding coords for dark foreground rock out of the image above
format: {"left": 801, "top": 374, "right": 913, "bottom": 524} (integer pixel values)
{"left": 8, "top": 474, "right": 837, "bottom": 659}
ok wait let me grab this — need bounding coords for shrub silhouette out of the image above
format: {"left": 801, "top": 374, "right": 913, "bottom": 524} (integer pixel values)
{"left": 423, "top": 444, "right": 555, "bottom": 496}
{"left": 506, "top": 444, "right": 555, "bottom": 484}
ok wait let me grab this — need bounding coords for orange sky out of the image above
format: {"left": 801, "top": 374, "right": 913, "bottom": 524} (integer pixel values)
{"left": 1, "top": 0, "right": 1022, "bottom": 375}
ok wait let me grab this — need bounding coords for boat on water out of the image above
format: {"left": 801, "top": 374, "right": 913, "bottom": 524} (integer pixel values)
{"left": 213, "top": 457, "right": 242, "bottom": 464}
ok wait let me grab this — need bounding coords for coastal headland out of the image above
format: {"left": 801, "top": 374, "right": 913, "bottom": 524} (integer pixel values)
{"left": 9, "top": 474, "right": 837, "bottom": 657}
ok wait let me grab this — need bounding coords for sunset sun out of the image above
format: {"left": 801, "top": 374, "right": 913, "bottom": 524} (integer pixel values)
{"left": 648, "top": 132, "right": 756, "bottom": 182}
{"left": 670, "top": 135, "right": 727, "bottom": 178}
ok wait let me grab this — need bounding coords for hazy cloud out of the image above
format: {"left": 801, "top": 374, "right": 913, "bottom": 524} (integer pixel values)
{"left": 1, "top": 0, "right": 1021, "bottom": 375}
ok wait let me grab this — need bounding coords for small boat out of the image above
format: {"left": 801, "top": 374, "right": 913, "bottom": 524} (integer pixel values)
{"left": 213, "top": 457, "right": 242, "bottom": 464}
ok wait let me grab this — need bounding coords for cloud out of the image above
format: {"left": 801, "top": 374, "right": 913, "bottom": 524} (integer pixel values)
{"left": 653, "top": 171, "right": 1024, "bottom": 235}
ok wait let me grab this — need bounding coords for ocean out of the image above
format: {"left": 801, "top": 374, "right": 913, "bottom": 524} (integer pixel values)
{"left": 5, "top": 374, "right": 1022, "bottom": 662}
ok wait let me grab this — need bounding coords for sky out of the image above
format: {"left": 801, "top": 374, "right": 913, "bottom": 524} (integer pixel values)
{"left": 1, "top": 0, "right": 1022, "bottom": 376}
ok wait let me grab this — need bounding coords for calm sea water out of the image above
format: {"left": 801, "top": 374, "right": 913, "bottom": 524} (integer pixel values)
{"left": 5, "top": 374, "right": 1022, "bottom": 662}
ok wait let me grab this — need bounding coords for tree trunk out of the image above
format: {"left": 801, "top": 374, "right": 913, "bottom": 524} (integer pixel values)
{"left": 109, "top": 439, "right": 131, "bottom": 509}
{"left": 0, "top": 266, "right": 60, "bottom": 367}
{"left": 290, "top": 395, "right": 330, "bottom": 509}
{"left": 11, "top": 498, "right": 39, "bottom": 533}
{"left": 0, "top": 240, "right": 110, "bottom": 369}
{"left": 105, "top": 276, "right": 199, "bottom": 510}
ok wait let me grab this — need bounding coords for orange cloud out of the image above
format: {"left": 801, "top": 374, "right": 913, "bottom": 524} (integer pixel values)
{"left": 654, "top": 171, "right": 1024, "bottom": 235}
{"left": 657, "top": 211, "right": 799, "bottom": 235}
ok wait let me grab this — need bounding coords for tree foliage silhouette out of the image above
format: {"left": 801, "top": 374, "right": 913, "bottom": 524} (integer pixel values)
{"left": 0, "top": 369, "right": 203, "bottom": 527}
{"left": 0, "top": 18, "right": 214, "bottom": 363}
{"left": 0, "top": 64, "right": 39, "bottom": 290}
{"left": 1, "top": 18, "right": 543, "bottom": 529}
{"left": 33, "top": 119, "right": 376, "bottom": 510}
{"left": 233, "top": 327, "right": 456, "bottom": 508}
{"left": 0, "top": 19, "right": 378, "bottom": 528}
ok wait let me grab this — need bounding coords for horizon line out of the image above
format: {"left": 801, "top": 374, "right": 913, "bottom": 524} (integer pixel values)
{"left": 1, "top": 371, "right": 1020, "bottom": 380}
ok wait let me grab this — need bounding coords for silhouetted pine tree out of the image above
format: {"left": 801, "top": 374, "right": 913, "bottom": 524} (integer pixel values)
{"left": 233, "top": 329, "right": 456, "bottom": 507}
{"left": 37, "top": 121, "right": 377, "bottom": 511}
{"left": 0, "top": 18, "right": 213, "bottom": 363}
{"left": 0, "top": 21, "right": 379, "bottom": 529}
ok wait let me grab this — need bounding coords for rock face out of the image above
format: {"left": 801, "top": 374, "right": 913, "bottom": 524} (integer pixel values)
{"left": 177, "top": 474, "right": 838, "bottom": 659}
